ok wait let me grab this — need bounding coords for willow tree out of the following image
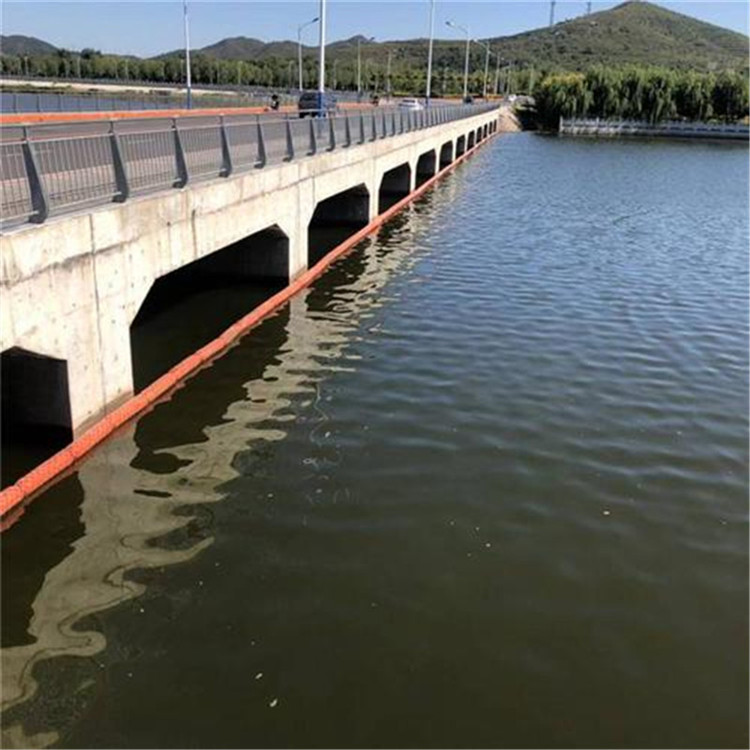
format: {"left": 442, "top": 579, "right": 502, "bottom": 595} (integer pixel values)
{"left": 712, "top": 72, "right": 749, "bottom": 122}
{"left": 533, "top": 72, "right": 592, "bottom": 127}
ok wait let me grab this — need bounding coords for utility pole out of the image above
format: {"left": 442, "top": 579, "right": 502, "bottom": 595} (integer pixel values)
{"left": 494, "top": 53, "right": 501, "bottom": 95}
{"left": 425, "top": 0, "right": 435, "bottom": 105}
{"left": 587, "top": 1, "right": 592, "bottom": 13}
{"left": 183, "top": 0, "right": 192, "bottom": 109}
{"left": 549, "top": 0, "right": 556, "bottom": 27}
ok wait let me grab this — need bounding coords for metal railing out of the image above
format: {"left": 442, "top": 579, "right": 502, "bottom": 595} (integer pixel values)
{"left": 0, "top": 89, "right": 296, "bottom": 114}
{"left": 1, "top": 104, "right": 497, "bottom": 229}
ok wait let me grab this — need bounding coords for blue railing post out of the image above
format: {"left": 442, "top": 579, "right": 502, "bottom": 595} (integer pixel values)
{"left": 220, "top": 116, "right": 234, "bottom": 176}
{"left": 345, "top": 115, "right": 352, "bottom": 147}
{"left": 172, "top": 118, "right": 189, "bottom": 186}
{"left": 22, "top": 127, "right": 49, "bottom": 223}
{"left": 256, "top": 116, "right": 267, "bottom": 167}
{"left": 109, "top": 121, "right": 130, "bottom": 202}
{"left": 359, "top": 113, "right": 366, "bottom": 144}
{"left": 308, "top": 118, "right": 317, "bottom": 156}
{"left": 285, "top": 118, "right": 295, "bottom": 161}
{"left": 328, "top": 116, "right": 336, "bottom": 151}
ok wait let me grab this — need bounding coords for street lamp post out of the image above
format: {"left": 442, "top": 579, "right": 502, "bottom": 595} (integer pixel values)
{"left": 183, "top": 0, "right": 192, "bottom": 109}
{"left": 446, "top": 20, "right": 470, "bottom": 100}
{"left": 507, "top": 61, "right": 514, "bottom": 96}
{"left": 475, "top": 39, "right": 491, "bottom": 98}
{"left": 425, "top": 0, "right": 435, "bottom": 106}
{"left": 357, "top": 36, "right": 375, "bottom": 98}
{"left": 494, "top": 53, "right": 501, "bottom": 95}
{"left": 317, "top": 0, "right": 326, "bottom": 95}
{"left": 297, "top": 15, "right": 319, "bottom": 92}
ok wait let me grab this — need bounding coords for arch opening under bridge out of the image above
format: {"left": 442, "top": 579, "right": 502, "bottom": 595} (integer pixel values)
{"left": 1, "top": 347, "right": 73, "bottom": 489}
{"left": 378, "top": 164, "right": 411, "bottom": 214}
{"left": 130, "top": 225, "right": 289, "bottom": 393}
{"left": 308, "top": 184, "right": 370, "bottom": 267}
{"left": 415, "top": 149, "right": 437, "bottom": 188}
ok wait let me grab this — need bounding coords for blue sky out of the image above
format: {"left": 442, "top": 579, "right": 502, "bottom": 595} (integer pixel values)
{"left": 3, "top": 1, "right": 748, "bottom": 57}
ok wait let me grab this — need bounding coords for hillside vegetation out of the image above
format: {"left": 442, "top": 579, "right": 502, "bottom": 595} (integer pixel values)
{"left": 0, "top": 34, "right": 57, "bottom": 57}
{"left": 158, "top": 2, "right": 748, "bottom": 73}
{"left": 492, "top": 1, "right": 748, "bottom": 72}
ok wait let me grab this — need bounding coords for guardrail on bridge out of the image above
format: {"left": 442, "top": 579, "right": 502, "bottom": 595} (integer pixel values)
{"left": 0, "top": 104, "right": 497, "bottom": 230}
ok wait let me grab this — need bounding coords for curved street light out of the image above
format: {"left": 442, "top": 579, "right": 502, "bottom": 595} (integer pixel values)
{"left": 297, "top": 15, "right": 319, "bottom": 92}
{"left": 425, "top": 0, "right": 435, "bottom": 106}
{"left": 446, "top": 20, "right": 470, "bottom": 100}
{"left": 474, "top": 38, "right": 492, "bottom": 99}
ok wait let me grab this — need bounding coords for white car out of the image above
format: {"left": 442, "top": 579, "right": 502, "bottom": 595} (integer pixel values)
{"left": 398, "top": 97, "right": 424, "bottom": 111}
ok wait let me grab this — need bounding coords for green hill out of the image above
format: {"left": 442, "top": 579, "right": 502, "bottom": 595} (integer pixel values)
{"left": 0, "top": 35, "right": 57, "bottom": 57}
{"left": 490, "top": 1, "right": 748, "bottom": 71}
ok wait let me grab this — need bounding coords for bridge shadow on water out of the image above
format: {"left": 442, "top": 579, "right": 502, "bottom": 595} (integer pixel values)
{"left": 0, "top": 199, "right": 421, "bottom": 748}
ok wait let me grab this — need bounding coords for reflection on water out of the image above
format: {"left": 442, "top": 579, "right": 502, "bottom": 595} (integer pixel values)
{"left": 1, "top": 136, "right": 747, "bottom": 749}
{"left": 0, "top": 207, "right": 427, "bottom": 747}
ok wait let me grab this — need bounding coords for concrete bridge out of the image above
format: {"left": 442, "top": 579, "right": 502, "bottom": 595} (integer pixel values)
{"left": 1, "top": 104, "right": 499, "bottom": 486}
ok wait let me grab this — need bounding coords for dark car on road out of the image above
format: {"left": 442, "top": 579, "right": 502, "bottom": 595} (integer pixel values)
{"left": 298, "top": 90, "right": 338, "bottom": 118}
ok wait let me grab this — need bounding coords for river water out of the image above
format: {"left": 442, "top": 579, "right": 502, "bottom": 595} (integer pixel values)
{"left": 1, "top": 133, "right": 748, "bottom": 748}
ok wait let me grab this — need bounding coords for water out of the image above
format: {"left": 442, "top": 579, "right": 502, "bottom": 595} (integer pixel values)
{"left": 2, "top": 134, "right": 748, "bottom": 749}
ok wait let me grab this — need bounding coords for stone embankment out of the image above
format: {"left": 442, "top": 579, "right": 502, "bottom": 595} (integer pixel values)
{"left": 497, "top": 108, "right": 522, "bottom": 133}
